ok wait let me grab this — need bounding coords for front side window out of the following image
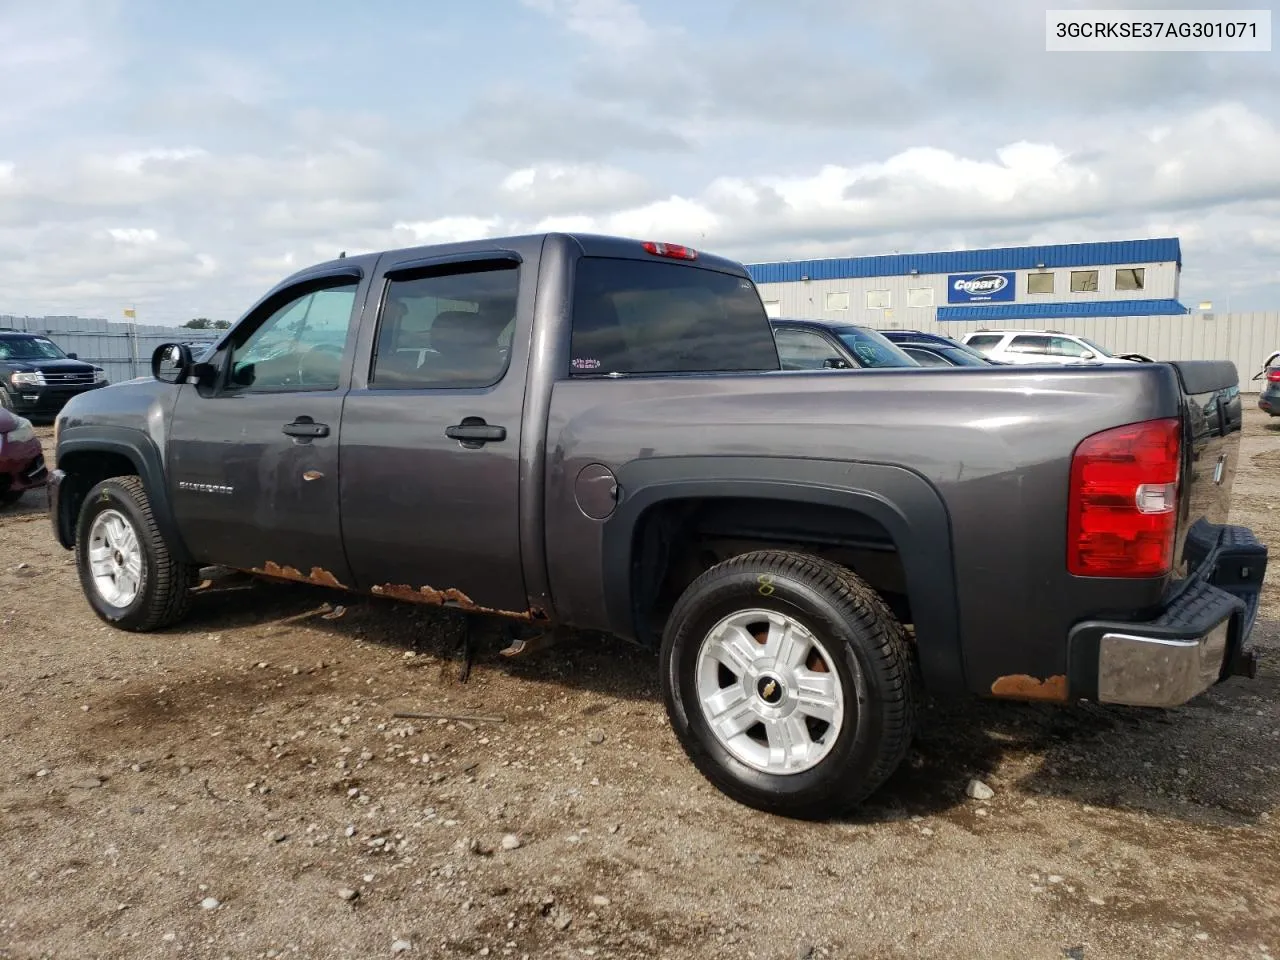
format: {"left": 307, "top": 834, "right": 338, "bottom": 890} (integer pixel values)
{"left": 0, "top": 336, "right": 67, "bottom": 361}
{"left": 773, "top": 328, "right": 845, "bottom": 370}
{"left": 569, "top": 258, "right": 779, "bottom": 376}
{"left": 370, "top": 262, "right": 519, "bottom": 389}
{"left": 832, "top": 327, "right": 918, "bottom": 368}
{"left": 1048, "top": 336, "right": 1090, "bottom": 358}
{"left": 229, "top": 281, "right": 358, "bottom": 391}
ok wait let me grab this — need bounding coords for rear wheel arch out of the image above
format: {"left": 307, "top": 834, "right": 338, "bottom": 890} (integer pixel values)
{"left": 600, "top": 459, "right": 966, "bottom": 696}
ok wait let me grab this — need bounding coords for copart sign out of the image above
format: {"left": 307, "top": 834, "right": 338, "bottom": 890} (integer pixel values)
{"left": 948, "top": 272, "right": 1016, "bottom": 304}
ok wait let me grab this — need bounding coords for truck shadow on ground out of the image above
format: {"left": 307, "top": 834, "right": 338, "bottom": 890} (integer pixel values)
{"left": 179, "top": 580, "right": 1279, "bottom": 830}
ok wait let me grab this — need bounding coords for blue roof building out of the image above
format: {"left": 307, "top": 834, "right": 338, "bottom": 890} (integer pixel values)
{"left": 746, "top": 237, "right": 1187, "bottom": 324}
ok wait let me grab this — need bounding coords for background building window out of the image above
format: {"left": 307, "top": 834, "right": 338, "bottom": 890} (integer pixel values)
{"left": 1115, "top": 267, "right": 1145, "bottom": 291}
{"left": 866, "top": 290, "right": 891, "bottom": 309}
{"left": 1070, "top": 270, "right": 1099, "bottom": 292}
{"left": 763, "top": 300, "right": 781, "bottom": 318}
{"left": 907, "top": 288, "right": 934, "bottom": 308}
{"left": 825, "top": 291, "right": 850, "bottom": 311}
{"left": 1027, "top": 272, "right": 1055, "bottom": 294}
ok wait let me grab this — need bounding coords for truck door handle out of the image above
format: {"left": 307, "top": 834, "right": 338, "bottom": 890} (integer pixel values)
{"left": 282, "top": 417, "right": 329, "bottom": 439}
{"left": 446, "top": 418, "right": 507, "bottom": 446}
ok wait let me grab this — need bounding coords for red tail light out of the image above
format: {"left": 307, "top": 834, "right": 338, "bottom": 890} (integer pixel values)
{"left": 642, "top": 241, "right": 698, "bottom": 261}
{"left": 1268, "top": 369, "right": 1280, "bottom": 383}
{"left": 1067, "top": 417, "right": 1181, "bottom": 578}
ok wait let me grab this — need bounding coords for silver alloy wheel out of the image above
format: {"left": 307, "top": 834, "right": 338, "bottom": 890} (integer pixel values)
{"left": 695, "top": 608, "right": 847, "bottom": 775}
{"left": 87, "top": 508, "right": 144, "bottom": 608}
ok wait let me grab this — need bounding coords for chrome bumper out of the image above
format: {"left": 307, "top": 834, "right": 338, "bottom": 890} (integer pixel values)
{"left": 1098, "top": 620, "right": 1231, "bottom": 708}
{"left": 1070, "top": 520, "right": 1265, "bottom": 709}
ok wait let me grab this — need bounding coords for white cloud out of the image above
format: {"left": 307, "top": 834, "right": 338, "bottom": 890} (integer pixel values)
{"left": 2, "top": 0, "right": 1279, "bottom": 322}
{"left": 107, "top": 227, "right": 161, "bottom": 244}
{"left": 520, "top": 0, "right": 654, "bottom": 49}
{"left": 393, "top": 217, "right": 505, "bottom": 245}
{"left": 499, "top": 163, "right": 653, "bottom": 214}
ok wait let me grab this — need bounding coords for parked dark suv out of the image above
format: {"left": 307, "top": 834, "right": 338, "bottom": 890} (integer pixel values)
{"left": 0, "top": 331, "right": 108, "bottom": 417}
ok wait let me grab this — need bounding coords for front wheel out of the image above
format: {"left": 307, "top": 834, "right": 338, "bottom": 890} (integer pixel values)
{"left": 660, "top": 550, "right": 917, "bottom": 820}
{"left": 75, "top": 475, "right": 195, "bottom": 631}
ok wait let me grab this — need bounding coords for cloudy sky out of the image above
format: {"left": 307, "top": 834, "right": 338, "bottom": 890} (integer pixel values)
{"left": 1, "top": 0, "right": 1278, "bottom": 324}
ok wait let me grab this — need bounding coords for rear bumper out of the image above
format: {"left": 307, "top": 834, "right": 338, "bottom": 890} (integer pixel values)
{"left": 1069, "top": 521, "right": 1266, "bottom": 708}
{"left": 1259, "top": 397, "right": 1279, "bottom": 416}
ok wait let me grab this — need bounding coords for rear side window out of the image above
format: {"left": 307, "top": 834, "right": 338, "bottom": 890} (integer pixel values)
{"left": 1008, "top": 335, "right": 1050, "bottom": 354}
{"left": 370, "top": 261, "right": 519, "bottom": 389}
{"left": 569, "top": 258, "right": 779, "bottom": 376}
{"left": 964, "top": 334, "right": 1003, "bottom": 353}
{"left": 902, "top": 347, "right": 951, "bottom": 367}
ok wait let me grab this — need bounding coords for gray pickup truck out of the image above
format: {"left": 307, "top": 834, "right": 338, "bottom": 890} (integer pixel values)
{"left": 47, "top": 232, "right": 1266, "bottom": 819}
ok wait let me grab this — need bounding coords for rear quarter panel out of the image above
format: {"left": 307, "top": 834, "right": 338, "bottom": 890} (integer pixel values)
{"left": 544, "top": 362, "right": 1186, "bottom": 697}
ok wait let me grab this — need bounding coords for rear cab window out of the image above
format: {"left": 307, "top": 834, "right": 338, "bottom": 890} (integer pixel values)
{"left": 569, "top": 258, "right": 780, "bottom": 376}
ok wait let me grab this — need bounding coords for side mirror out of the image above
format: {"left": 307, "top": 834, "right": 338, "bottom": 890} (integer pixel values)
{"left": 1079, "top": 350, "right": 1096, "bottom": 360}
{"left": 67, "top": 352, "right": 78, "bottom": 360}
{"left": 822, "top": 357, "right": 849, "bottom": 369}
{"left": 152, "top": 342, "right": 193, "bottom": 384}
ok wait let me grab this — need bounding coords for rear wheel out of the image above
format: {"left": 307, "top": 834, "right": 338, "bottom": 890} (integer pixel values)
{"left": 0, "top": 489, "right": 22, "bottom": 508}
{"left": 660, "top": 550, "right": 917, "bottom": 820}
{"left": 75, "top": 475, "right": 195, "bottom": 631}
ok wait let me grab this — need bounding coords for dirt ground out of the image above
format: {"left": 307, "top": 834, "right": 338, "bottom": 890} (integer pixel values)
{"left": 1, "top": 411, "right": 1278, "bottom": 960}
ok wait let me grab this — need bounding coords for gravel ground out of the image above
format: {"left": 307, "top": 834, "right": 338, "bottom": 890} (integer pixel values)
{"left": 1, "top": 413, "right": 1278, "bottom": 960}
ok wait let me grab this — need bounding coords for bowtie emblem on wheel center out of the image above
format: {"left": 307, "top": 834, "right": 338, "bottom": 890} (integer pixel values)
{"left": 757, "top": 675, "right": 783, "bottom": 704}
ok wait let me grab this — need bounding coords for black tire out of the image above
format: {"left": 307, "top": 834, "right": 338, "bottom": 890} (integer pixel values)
{"left": 0, "top": 489, "right": 22, "bottom": 508}
{"left": 660, "top": 550, "right": 917, "bottom": 820}
{"left": 75, "top": 475, "right": 195, "bottom": 631}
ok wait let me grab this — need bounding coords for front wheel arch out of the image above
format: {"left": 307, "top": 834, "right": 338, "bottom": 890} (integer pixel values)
{"left": 55, "top": 429, "right": 192, "bottom": 563}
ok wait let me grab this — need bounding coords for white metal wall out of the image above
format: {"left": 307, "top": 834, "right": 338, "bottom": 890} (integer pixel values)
{"left": 1, "top": 315, "right": 217, "bottom": 384}
{"left": 932, "top": 313, "right": 1280, "bottom": 393}
{"left": 757, "top": 259, "right": 1180, "bottom": 327}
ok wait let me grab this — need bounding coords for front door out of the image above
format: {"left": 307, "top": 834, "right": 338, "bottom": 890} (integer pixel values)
{"left": 338, "top": 249, "right": 532, "bottom": 615}
{"left": 167, "top": 272, "right": 367, "bottom": 588}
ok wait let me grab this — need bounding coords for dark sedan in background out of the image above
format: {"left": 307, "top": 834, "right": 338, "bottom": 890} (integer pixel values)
{"left": 877, "top": 329, "right": 1002, "bottom": 367}
{"left": 770, "top": 318, "right": 919, "bottom": 370}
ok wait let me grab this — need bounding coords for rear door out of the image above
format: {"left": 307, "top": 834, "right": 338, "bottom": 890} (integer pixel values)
{"left": 337, "top": 244, "right": 538, "bottom": 615}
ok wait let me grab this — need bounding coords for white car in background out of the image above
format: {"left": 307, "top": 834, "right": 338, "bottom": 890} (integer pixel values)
{"left": 958, "top": 330, "right": 1152, "bottom": 366}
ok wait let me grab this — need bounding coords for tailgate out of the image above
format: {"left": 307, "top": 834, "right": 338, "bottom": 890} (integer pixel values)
{"left": 1171, "top": 360, "right": 1241, "bottom": 571}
